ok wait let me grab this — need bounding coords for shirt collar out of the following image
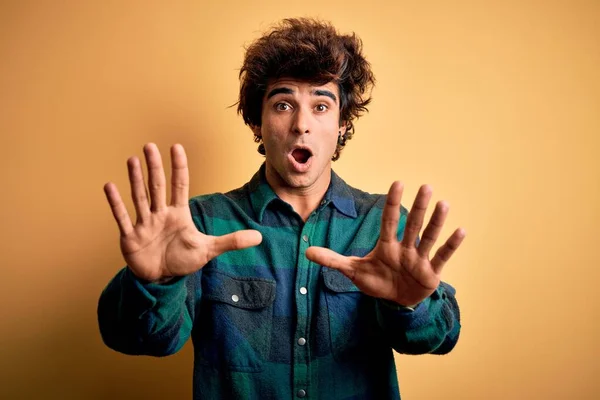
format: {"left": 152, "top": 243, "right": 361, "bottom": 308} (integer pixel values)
{"left": 248, "top": 164, "right": 279, "bottom": 222}
{"left": 325, "top": 169, "right": 358, "bottom": 219}
{"left": 248, "top": 163, "right": 358, "bottom": 223}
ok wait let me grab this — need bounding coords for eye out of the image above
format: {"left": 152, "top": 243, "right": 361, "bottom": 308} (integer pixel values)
{"left": 315, "top": 104, "right": 329, "bottom": 112}
{"left": 275, "top": 102, "right": 291, "bottom": 111}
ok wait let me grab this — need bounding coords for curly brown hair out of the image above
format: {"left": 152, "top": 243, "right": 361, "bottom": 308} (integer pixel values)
{"left": 237, "top": 18, "right": 375, "bottom": 161}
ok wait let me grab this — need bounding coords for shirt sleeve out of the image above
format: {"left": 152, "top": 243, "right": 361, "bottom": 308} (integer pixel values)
{"left": 97, "top": 267, "right": 197, "bottom": 357}
{"left": 97, "top": 200, "right": 206, "bottom": 357}
{"left": 375, "top": 281, "right": 461, "bottom": 355}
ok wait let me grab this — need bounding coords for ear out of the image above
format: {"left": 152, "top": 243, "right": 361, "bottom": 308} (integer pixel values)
{"left": 251, "top": 125, "right": 262, "bottom": 138}
{"left": 338, "top": 121, "right": 348, "bottom": 136}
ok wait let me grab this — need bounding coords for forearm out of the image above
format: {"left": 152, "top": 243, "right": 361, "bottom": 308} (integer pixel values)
{"left": 376, "top": 281, "right": 461, "bottom": 355}
{"left": 97, "top": 267, "right": 194, "bottom": 357}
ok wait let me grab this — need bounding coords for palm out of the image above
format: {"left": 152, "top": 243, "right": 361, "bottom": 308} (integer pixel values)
{"left": 120, "top": 206, "right": 205, "bottom": 282}
{"left": 355, "top": 240, "right": 441, "bottom": 307}
{"left": 104, "top": 143, "right": 262, "bottom": 282}
{"left": 306, "top": 182, "right": 465, "bottom": 307}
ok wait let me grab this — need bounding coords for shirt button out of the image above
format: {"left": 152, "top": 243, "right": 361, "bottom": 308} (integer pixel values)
{"left": 299, "top": 287, "right": 307, "bottom": 295}
{"left": 297, "top": 337, "right": 306, "bottom": 346}
{"left": 302, "top": 235, "right": 309, "bottom": 242}
{"left": 231, "top": 295, "right": 239, "bottom": 302}
{"left": 297, "top": 389, "right": 306, "bottom": 398}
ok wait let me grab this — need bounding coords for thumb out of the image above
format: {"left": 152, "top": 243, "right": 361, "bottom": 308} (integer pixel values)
{"left": 305, "top": 246, "right": 355, "bottom": 278}
{"left": 207, "top": 229, "right": 263, "bottom": 260}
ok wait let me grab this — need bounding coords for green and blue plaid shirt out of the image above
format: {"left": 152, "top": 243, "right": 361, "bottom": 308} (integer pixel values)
{"left": 98, "top": 164, "right": 461, "bottom": 399}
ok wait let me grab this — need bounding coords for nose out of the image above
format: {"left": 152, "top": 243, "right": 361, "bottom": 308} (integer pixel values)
{"left": 292, "top": 107, "right": 311, "bottom": 135}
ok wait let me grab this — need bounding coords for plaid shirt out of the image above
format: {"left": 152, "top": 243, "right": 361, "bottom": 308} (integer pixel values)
{"left": 98, "top": 164, "right": 461, "bottom": 399}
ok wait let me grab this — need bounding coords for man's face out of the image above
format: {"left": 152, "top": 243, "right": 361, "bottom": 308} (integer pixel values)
{"left": 253, "top": 79, "right": 346, "bottom": 192}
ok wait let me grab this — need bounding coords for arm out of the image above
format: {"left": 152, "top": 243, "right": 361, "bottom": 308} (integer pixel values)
{"left": 307, "top": 182, "right": 465, "bottom": 355}
{"left": 375, "top": 281, "right": 460, "bottom": 355}
{"left": 97, "top": 143, "right": 261, "bottom": 356}
{"left": 97, "top": 268, "right": 195, "bottom": 356}
{"left": 376, "top": 203, "right": 461, "bottom": 355}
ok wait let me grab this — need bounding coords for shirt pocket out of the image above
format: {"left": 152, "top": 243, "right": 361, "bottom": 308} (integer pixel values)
{"left": 322, "top": 267, "right": 382, "bottom": 363}
{"left": 195, "top": 269, "right": 276, "bottom": 372}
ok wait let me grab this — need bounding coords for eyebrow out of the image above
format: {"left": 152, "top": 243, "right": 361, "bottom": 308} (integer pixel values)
{"left": 266, "top": 87, "right": 294, "bottom": 99}
{"left": 266, "top": 87, "right": 338, "bottom": 104}
{"left": 313, "top": 89, "right": 337, "bottom": 104}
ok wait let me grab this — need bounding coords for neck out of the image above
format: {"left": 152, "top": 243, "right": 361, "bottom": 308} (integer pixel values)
{"left": 265, "top": 164, "right": 331, "bottom": 222}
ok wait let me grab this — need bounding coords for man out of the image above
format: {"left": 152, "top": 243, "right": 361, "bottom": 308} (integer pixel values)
{"left": 98, "top": 18, "right": 466, "bottom": 399}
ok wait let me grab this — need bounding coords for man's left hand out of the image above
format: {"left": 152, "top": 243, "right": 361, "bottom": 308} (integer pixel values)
{"left": 305, "top": 181, "right": 466, "bottom": 308}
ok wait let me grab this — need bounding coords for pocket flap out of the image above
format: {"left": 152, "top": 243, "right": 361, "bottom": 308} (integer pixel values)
{"left": 202, "top": 270, "right": 276, "bottom": 309}
{"left": 322, "top": 268, "right": 361, "bottom": 293}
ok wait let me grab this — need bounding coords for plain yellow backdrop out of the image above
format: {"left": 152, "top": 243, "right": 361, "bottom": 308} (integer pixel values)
{"left": 1, "top": 1, "right": 598, "bottom": 399}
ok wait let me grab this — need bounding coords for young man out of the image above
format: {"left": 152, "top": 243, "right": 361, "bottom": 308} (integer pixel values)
{"left": 98, "top": 18, "right": 466, "bottom": 399}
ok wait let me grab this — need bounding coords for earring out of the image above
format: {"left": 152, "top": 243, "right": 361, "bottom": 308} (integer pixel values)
{"left": 337, "top": 131, "right": 346, "bottom": 146}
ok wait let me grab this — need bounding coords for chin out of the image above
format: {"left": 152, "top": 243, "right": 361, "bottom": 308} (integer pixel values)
{"left": 283, "top": 172, "right": 315, "bottom": 188}
{"left": 267, "top": 156, "right": 329, "bottom": 190}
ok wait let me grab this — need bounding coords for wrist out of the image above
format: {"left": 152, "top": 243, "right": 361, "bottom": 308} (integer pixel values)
{"left": 128, "top": 267, "right": 174, "bottom": 285}
{"left": 151, "top": 276, "right": 175, "bottom": 284}
{"left": 380, "top": 298, "right": 419, "bottom": 312}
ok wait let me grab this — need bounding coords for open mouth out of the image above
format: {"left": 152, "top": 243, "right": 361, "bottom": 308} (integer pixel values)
{"left": 291, "top": 148, "right": 313, "bottom": 164}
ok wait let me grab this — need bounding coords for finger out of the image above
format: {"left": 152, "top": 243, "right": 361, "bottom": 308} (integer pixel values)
{"left": 402, "top": 184, "right": 432, "bottom": 249}
{"left": 305, "top": 246, "right": 356, "bottom": 279}
{"left": 103, "top": 182, "right": 134, "bottom": 236}
{"left": 127, "top": 156, "right": 151, "bottom": 223}
{"left": 417, "top": 200, "right": 449, "bottom": 257}
{"left": 431, "top": 228, "right": 466, "bottom": 274}
{"left": 144, "top": 143, "right": 167, "bottom": 212}
{"left": 380, "top": 181, "right": 404, "bottom": 243}
{"left": 170, "top": 144, "right": 190, "bottom": 207}
{"left": 207, "top": 230, "right": 263, "bottom": 260}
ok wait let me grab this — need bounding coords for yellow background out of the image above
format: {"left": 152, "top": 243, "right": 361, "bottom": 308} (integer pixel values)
{"left": 1, "top": 1, "right": 598, "bottom": 399}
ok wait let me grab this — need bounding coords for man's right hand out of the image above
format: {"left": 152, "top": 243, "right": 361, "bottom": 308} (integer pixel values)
{"left": 103, "top": 143, "right": 262, "bottom": 283}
